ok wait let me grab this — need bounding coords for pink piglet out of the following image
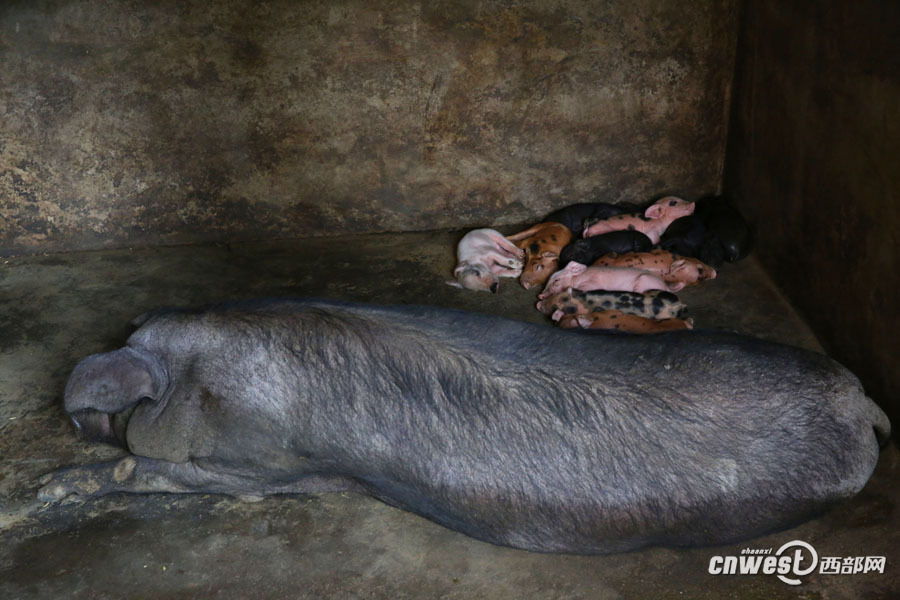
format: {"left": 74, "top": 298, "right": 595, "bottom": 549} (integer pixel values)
{"left": 538, "top": 262, "right": 684, "bottom": 299}
{"left": 582, "top": 196, "right": 695, "bottom": 244}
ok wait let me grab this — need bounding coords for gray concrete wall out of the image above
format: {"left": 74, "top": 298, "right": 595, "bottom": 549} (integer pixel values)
{"left": 724, "top": 0, "right": 900, "bottom": 422}
{"left": 0, "top": 0, "right": 738, "bottom": 255}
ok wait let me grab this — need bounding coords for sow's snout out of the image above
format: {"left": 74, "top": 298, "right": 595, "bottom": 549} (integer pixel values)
{"left": 63, "top": 346, "right": 166, "bottom": 447}
{"left": 68, "top": 408, "right": 128, "bottom": 446}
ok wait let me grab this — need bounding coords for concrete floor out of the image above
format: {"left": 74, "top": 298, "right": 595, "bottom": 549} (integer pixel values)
{"left": 0, "top": 230, "right": 896, "bottom": 599}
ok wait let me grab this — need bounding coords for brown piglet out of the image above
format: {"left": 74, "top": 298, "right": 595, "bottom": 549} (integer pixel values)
{"left": 506, "top": 222, "right": 572, "bottom": 290}
{"left": 558, "top": 310, "right": 694, "bottom": 333}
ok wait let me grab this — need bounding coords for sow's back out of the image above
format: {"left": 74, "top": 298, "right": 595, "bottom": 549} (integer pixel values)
{"left": 40, "top": 299, "right": 891, "bottom": 554}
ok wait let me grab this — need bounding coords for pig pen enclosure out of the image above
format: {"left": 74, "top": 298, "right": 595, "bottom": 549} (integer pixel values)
{"left": 1, "top": 1, "right": 898, "bottom": 598}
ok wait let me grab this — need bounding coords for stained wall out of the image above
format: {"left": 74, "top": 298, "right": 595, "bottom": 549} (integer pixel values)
{"left": 0, "top": 0, "right": 738, "bottom": 255}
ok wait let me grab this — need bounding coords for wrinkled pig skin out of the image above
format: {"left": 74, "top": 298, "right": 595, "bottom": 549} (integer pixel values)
{"left": 537, "top": 288, "right": 686, "bottom": 321}
{"left": 39, "top": 299, "right": 890, "bottom": 554}
{"left": 592, "top": 250, "right": 716, "bottom": 286}
{"left": 557, "top": 310, "right": 694, "bottom": 333}
{"left": 558, "top": 231, "right": 654, "bottom": 268}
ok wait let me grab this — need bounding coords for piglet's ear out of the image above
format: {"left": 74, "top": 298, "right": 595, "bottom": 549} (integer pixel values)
{"left": 445, "top": 280, "right": 464, "bottom": 288}
{"left": 644, "top": 204, "right": 663, "bottom": 219}
{"left": 567, "top": 262, "right": 587, "bottom": 274}
{"left": 540, "top": 251, "right": 558, "bottom": 259}
{"left": 576, "top": 315, "right": 593, "bottom": 328}
{"left": 669, "top": 259, "right": 688, "bottom": 273}
{"left": 64, "top": 347, "right": 166, "bottom": 416}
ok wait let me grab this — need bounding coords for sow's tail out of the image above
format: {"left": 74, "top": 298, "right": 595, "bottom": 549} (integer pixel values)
{"left": 866, "top": 396, "right": 892, "bottom": 448}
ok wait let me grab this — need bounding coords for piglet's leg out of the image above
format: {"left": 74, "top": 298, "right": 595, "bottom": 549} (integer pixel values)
{"left": 505, "top": 225, "right": 542, "bottom": 243}
{"left": 38, "top": 456, "right": 363, "bottom": 504}
{"left": 481, "top": 250, "right": 522, "bottom": 273}
{"left": 490, "top": 232, "right": 527, "bottom": 260}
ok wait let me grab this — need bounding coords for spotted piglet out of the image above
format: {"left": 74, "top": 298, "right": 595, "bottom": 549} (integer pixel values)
{"left": 558, "top": 311, "right": 694, "bottom": 333}
{"left": 582, "top": 196, "right": 695, "bottom": 244}
{"left": 537, "top": 288, "right": 686, "bottom": 322}
{"left": 506, "top": 222, "right": 573, "bottom": 290}
{"left": 592, "top": 249, "right": 716, "bottom": 287}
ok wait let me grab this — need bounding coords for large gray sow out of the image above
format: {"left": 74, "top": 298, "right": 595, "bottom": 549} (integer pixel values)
{"left": 38, "top": 299, "right": 890, "bottom": 554}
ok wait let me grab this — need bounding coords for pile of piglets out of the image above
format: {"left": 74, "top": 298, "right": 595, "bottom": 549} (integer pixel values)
{"left": 449, "top": 195, "right": 753, "bottom": 334}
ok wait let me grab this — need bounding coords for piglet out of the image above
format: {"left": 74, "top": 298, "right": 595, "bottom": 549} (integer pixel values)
{"left": 558, "top": 311, "right": 694, "bottom": 333}
{"left": 543, "top": 202, "right": 641, "bottom": 237}
{"left": 506, "top": 222, "right": 573, "bottom": 289}
{"left": 592, "top": 249, "right": 716, "bottom": 287}
{"left": 583, "top": 196, "right": 695, "bottom": 244}
{"left": 558, "top": 231, "right": 654, "bottom": 268}
{"left": 447, "top": 228, "right": 525, "bottom": 293}
{"left": 539, "top": 262, "right": 683, "bottom": 299}
{"left": 536, "top": 288, "right": 686, "bottom": 321}
{"left": 659, "top": 215, "right": 708, "bottom": 257}
{"left": 695, "top": 198, "right": 754, "bottom": 263}
{"left": 659, "top": 215, "right": 728, "bottom": 269}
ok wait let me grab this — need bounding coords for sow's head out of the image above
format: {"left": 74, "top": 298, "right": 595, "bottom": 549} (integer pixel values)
{"left": 63, "top": 347, "right": 167, "bottom": 446}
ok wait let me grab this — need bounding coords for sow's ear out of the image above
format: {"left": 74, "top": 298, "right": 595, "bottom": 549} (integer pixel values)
{"left": 64, "top": 347, "right": 166, "bottom": 415}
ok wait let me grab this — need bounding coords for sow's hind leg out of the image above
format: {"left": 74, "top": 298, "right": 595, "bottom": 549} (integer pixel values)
{"left": 37, "top": 456, "right": 363, "bottom": 504}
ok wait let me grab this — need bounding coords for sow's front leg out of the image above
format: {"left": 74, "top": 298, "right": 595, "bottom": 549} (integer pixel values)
{"left": 38, "top": 456, "right": 362, "bottom": 504}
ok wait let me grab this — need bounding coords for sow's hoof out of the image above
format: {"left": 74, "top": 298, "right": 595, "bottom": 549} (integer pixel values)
{"left": 38, "top": 469, "right": 98, "bottom": 504}
{"left": 38, "top": 458, "right": 137, "bottom": 504}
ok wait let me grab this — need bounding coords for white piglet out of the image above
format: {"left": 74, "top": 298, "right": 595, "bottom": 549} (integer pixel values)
{"left": 448, "top": 228, "right": 526, "bottom": 293}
